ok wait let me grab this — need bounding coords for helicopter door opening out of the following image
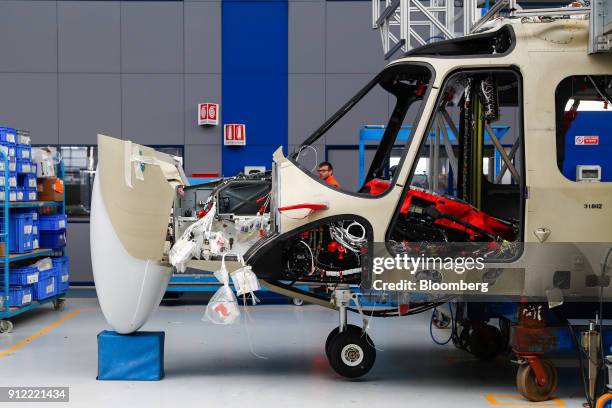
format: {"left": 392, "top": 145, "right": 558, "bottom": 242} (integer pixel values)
{"left": 387, "top": 69, "right": 524, "bottom": 256}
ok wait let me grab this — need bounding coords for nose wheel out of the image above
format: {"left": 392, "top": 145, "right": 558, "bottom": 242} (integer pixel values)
{"left": 325, "top": 287, "right": 376, "bottom": 378}
{"left": 326, "top": 326, "right": 376, "bottom": 378}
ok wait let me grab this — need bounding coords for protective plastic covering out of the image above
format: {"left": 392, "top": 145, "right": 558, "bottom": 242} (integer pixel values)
{"left": 169, "top": 203, "right": 217, "bottom": 272}
{"left": 204, "top": 253, "right": 261, "bottom": 324}
{"left": 204, "top": 254, "right": 240, "bottom": 324}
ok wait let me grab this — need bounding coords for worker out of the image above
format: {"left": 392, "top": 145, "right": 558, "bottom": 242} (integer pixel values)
{"left": 318, "top": 161, "right": 340, "bottom": 188}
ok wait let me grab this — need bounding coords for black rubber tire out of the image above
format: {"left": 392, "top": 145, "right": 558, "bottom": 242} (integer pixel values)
{"left": 327, "top": 328, "right": 376, "bottom": 378}
{"left": 325, "top": 325, "right": 361, "bottom": 360}
{"left": 469, "top": 324, "right": 503, "bottom": 360}
{"left": 516, "top": 359, "right": 558, "bottom": 402}
{"left": 53, "top": 299, "right": 65, "bottom": 311}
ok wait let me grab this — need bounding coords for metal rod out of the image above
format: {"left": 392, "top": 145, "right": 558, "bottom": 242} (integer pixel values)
{"left": 437, "top": 115, "right": 458, "bottom": 183}
{"left": 411, "top": 0, "right": 455, "bottom": 39}
{"left": 494, "top": 139, "right": 520, "bottom": 184}
{"left": 484, "top": 122, "right": 520, "bottom": 182}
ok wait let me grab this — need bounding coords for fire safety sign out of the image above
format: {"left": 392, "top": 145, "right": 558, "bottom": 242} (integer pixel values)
{"left": 224, "top": 124, "right": 246, "bottom": 146}
{"left": 198, "top": 103, "right": 219, "bottom": 126}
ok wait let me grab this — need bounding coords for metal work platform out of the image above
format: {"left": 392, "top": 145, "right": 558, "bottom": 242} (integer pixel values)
{"left": 371, "top": 0, "right": 612, "bottom": 58}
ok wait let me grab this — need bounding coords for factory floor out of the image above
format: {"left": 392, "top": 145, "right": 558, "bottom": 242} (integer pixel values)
{"left": 0, "top": 298, "right": 588, "bottom": 407}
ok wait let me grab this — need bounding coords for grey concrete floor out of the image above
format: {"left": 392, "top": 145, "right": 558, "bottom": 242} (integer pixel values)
{"left": 0, "top": 298, "right": 588, "bottom": 408}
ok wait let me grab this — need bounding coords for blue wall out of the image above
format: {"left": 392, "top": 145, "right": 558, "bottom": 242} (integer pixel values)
{"left": 221, "top": 0, "right": 288, "bottom": 176}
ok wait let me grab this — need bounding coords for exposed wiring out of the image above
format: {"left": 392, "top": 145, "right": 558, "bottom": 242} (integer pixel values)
{"left": 299, "top": 240, "right": 315, "bottom": 275}
{"left": 430, "top": 304, "right": 454, "bottom": 345}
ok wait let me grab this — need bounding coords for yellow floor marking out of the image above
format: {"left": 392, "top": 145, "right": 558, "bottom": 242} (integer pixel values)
{"left": 485, "top": 394, "right": 566, "bottom": 407}
{"left": 0, "top": 309, "right": 81, "bottom": 359}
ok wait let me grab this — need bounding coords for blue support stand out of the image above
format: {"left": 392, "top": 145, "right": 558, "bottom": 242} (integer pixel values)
{"left": 97, "top": 331, "right": 165, "bottom": 381}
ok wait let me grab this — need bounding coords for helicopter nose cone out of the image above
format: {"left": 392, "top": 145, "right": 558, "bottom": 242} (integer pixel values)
{"left": 90, "top": 172, "right": 171, "bottom": 334}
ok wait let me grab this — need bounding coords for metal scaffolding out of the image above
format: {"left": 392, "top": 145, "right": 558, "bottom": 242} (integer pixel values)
{"left": 371, "top": 0, "right": 610, "bottom": 58}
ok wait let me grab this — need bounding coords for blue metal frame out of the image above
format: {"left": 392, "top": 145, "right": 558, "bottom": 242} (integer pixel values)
{"left": 357, "top": 124, "right": 511, "bottom": 186}
{"left": 0, "top": 152, "right": 68, "bottom": 321}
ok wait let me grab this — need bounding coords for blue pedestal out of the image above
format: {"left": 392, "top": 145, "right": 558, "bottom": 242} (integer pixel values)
{"left": 97, "top": 331, "right": 165, "bottom": 381}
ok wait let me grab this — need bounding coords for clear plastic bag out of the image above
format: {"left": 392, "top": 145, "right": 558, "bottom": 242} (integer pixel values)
{"left": 231, "top": 266, "right": 260, "bottom": 299}
{"left": 34, "top": 257, "right": 53, "bottom": 272}
{"left": 204, "top": 253, "right": 240, "bottom": 324}
{"left": 204, "top": 284, "right": 240, "bottom": 325}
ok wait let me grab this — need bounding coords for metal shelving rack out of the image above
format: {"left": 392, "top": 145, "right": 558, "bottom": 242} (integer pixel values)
{"left": 0, "top": 151, "right": 67, "bottom": 333}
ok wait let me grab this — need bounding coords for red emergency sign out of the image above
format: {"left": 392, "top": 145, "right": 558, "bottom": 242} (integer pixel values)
{"left": 198, "top": 103, "right": 219, "bottom": 126}
{"left": 224, "top": 124, "right": 246, "bottom": 146}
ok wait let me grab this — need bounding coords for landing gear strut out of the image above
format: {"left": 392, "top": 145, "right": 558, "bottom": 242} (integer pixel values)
{"left": 325, "top": 287, "right": 376, "bottom": 378}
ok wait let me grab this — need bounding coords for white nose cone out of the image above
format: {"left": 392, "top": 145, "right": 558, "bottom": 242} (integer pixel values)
{"left": 91, "top": 173, "right": 171, "bottom": 334}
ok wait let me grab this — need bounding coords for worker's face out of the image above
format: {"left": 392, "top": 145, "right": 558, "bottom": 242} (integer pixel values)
{"left": 318, "top": 166, "right": 332, "bottom": 180}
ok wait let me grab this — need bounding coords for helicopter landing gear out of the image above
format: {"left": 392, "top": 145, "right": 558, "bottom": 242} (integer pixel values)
{"left": 325, "top": 287, "right": 376, "bottom": 378}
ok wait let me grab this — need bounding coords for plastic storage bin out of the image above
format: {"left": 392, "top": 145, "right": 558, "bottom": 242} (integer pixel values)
{"left": 30, "top": 162, "right": 37, "bottom": 175}
{"left": 16, "top": 159, "right": 31, "bottom": 174}
{"left": 15, "top": 187, "right": 24, "bottom": 202}
{"left": 0, "top": 128, "right": 16, "bottom": 144}
{"left": 8, "top": 187, "right": 17, "bottom": 202}
{"left": 32, "top": 214, "right": 39, "bottom": 249}
{"left": 17, "top": 144, "right": 31, "bottom": 160}
{"left": 0, "top": 173, "right": 16, "bottom": 188}
{"left": 0, "top": 143, "right": 10, "bottom": 160}
{"left": 0, "top": 173, "right": 14, "bottom": 188}
{"left": 39, "top": 215, "right": 67, "bottom": 231}
{"left": 1, "top": 286, "right": 33, "bottom": 307}
{"left": 40, "top": 231, "right": 66, "bottom": 249}
{"left": 26, "top": 188, "right": 37, "bottom": 201}
{"left": 33, "top": 268, "right": 56, "bottom": 301}
{"left": 21, "top": 173, "right": 36, "bottom": 189}
{"left": 9, "top": 213, "right": 33, "bottom": 253}
{"left": 8, "top": 158, "right": 16, "bottom": 172}
{"left": 17, "top": 130, "right": 30, "bottom": 146}
{"left": 9, "top": 265, "right": 39, "bottom": 285}
{"left": 53, "top": 258, "right": 69, "bottom": 292}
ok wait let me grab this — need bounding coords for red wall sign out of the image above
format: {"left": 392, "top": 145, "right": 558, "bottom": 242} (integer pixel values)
{"left": 198, "top": 103, "right": 219, "bottom": 126}
{"left": 575, "top": 135, "right": 599, "bottom": 145}
{"left": 224, "top": 124, "right": 246, "bottom": 146}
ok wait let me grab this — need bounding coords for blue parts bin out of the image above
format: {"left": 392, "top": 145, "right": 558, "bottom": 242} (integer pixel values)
{"left": 52, "top": 257, "right": 69, "bottom": 292}
{"left": 39, "top": 214, "right": 67, "bottom": 249}
{"left": 9, "top": 265, "right": 39, "bottom": 286}
{"left": 39, "top": 215, "right": 67, "bottom": 231}
{"left": 1, "top": 286, "right": 33, "bottom": 307}
{"left": 97, "top": 331, "right": 165, "bottom": 381}
{"left": 39, "top": 231, "right": 66, "bottom": 249}
{"left": 16, "top": 144, "right": 31, "bottom": 160}
{"left": 0, "top": 127, "right": 17, "bottom": 144}
{"left": 33, "top": 268, "right": 56, "bottom": 301}
{"left": 9, "top": 213, "right": 34, "bottom": 253}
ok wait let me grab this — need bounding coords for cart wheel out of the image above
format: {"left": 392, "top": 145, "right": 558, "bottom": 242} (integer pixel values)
{"left": 53, "top": 299, "right": 65, "bottom": 311}
{"left": 325, "top": 324, "right": 361, "bottom": 359}
{"left": 292, "top": 298, "right": 304, "bottom": 306}
{"left": 327, "top": 326, "right": 376, "bottom": 378}
{"left": 0, "top": 320, "right": 13, "bottom": 333}
{"left": 516, "top": 359, "right": 558, "bottom": 402}
{"left": 469, "top": 324, "right": 503, "bottom": 360}
{"left": 595, "top": 393, "right": 612, "bottom": 408}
